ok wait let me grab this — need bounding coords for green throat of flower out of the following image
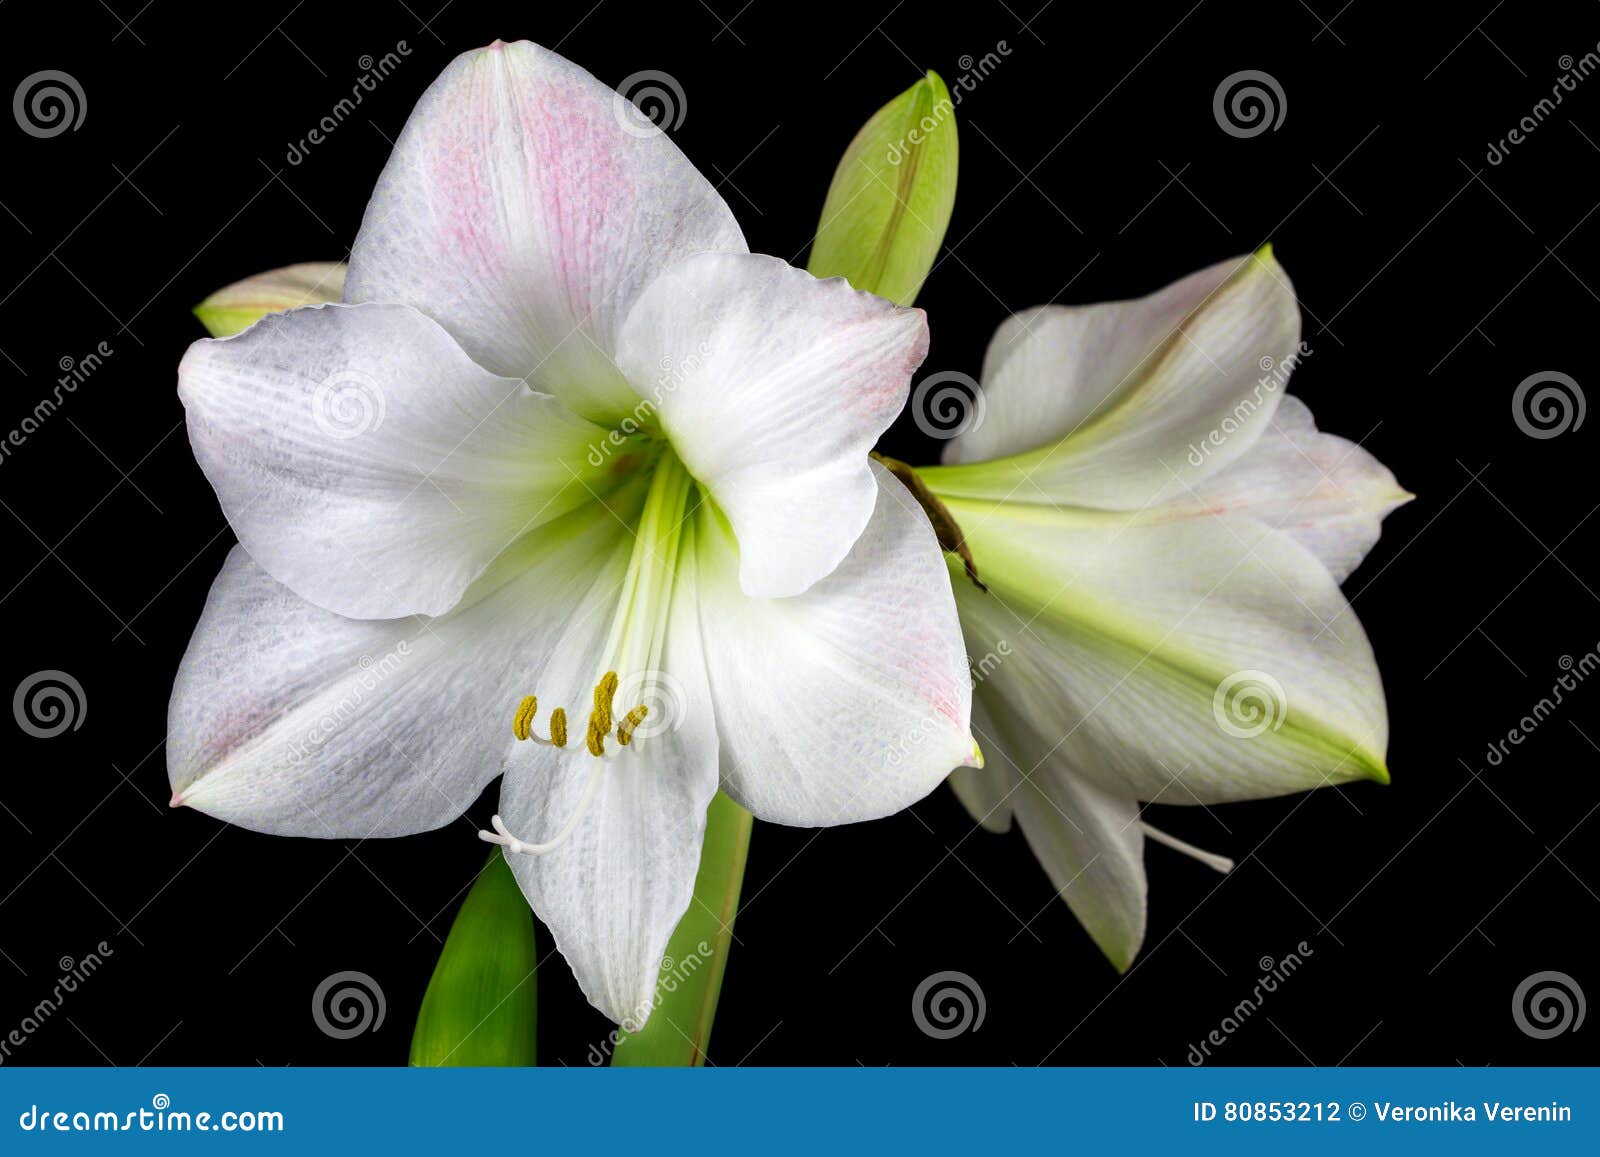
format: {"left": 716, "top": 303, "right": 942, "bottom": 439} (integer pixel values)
{"left": 480, "top": 448, "right": 700, "bottom": 858}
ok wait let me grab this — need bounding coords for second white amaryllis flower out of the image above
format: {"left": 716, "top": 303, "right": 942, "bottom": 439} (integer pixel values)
{"left": 168, "top": 40, "right": 976, "bottom": 1026}
{"left": 918, "top": 250, "right": 1408, "bottom": 970}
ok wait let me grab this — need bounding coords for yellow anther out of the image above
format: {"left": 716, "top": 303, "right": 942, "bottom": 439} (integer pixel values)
{"left": 592, "top": 671, "right": 619, "bottom": 735}
{"left": 617, "top": 705, "right": 649, "bottom": 746}
{"left": 512, "top": 695, "right": 538, "bottom": 742}
{"left": 507, "top": 676, "right": 641, "bottom": 756}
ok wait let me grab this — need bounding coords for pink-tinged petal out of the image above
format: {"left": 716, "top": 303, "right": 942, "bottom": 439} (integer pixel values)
{"left": 346, "top": 40, "right": 746, "bottom": 423}
{"left": 1177, "top": 396, "right": 1412, "bottom": 582}
{"left": 178, "top": 302, "right": 609, "bottom": 620}
{"left": 616, "top": 252, "right": 929, "bottom": 598}
{"left": 167, "top": 498, "right": 633, "bottom": 837}
{"left": 697, "top": 463, "right": 976, "bottom": 826}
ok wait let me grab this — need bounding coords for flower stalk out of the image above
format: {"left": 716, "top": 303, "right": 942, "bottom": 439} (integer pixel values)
{"left": 611, "top": 792, "right": 753, "bottom": 1066}
{"left": 409, "top": 851, "right": 539, "bottom": 1067}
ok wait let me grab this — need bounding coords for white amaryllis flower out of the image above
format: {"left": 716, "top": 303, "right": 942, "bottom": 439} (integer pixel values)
{"left": 917, "top": 250, "right": 1409, "bottom": 970}
{"left": 168, "top": 40, "right": 977, "bottom": 1025}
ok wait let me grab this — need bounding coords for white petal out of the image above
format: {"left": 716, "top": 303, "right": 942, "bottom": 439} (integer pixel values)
{"left": 178, "top": 302, "right": 608, "bottom": 620}
{"left": 965, "top": 633, "right": 1146, "bottom": 969}
{"left": 616, "top": 253, "right": 929, "bottom": 597}
{"left": 946, "top": 497, "right": 1389, "bottom": 805}
{"left": 499, "top": 521, "right": 718, "bottom": 1027}
{"left": 1011, "top": 762, "right": 1147, "bottom": 972}
{"left": 948, "top": 695, "right": 1015, "bottom": 833}
{"left": 696, "top": 463, "right": 976, "bottom": 826}
{"left": 346, "top": 40, "right": 746, "bottom": 422}
{"left": 1179, "top": 396, "right": 1411, "bottom": 582}
{"left": 947, "top": 263, "right": 1238, "bottom": 464}
{"left": 167, "top": 498, "right": 632, "bottom": 836}
{"left": 926, "top": 251, "right": 1300, "bottom": 509}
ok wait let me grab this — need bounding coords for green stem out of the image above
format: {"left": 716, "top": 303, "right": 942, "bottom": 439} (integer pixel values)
{"left": 610, "top": 791, "right": 753, "bottom": 1066}
{"left": 409, "top": 851, "right": 539, "bottom": 1067}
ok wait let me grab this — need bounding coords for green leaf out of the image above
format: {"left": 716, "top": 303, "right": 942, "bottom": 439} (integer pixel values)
{"left": 409, "top": 851, "right": 539, "bottom": 1067}
{"left": 192, "top": 261, "right": 346, "bottom": 337}
{"left": 609, "top": 792, "right": 753, "bottom": 1066}
{"left": 807, "top": 70, "right": 958, "bottom": 306}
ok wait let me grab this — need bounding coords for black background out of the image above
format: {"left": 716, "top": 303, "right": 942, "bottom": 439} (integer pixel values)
{"left": 1, "top": 0, "right": 1596, "bottom": 1067}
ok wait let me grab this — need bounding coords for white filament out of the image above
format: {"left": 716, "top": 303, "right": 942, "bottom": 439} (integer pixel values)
{"left": 1141, "top": 822, "right": 1234, "bottom": 874}
{"left": 479, "top": 758, "right": 607, "bottom": 856}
